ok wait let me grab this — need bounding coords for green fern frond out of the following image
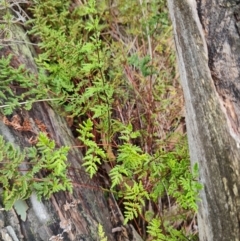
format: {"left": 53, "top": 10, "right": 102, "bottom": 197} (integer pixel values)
{"left": 98, "top": 224, "right": 108, "bottom": 241}
{"left": 123, "top": 201, "right": 141, "bottom": 225}
{"left": 123, "top": 181, "right": 149, "bottom": 224}
{"left": 0, "top": 133, "right": 72, "bottom": 210}
{"left": 147, "top": 218, "right": 166, "bottom": 241}
{"left": 117, "top": 143, "right": 150, "bottom": 170}
{"left": 77, "top": 119, "right": 106, "bottom": 177}
{"left": 109, "top": 165, "right": 130, "bottom": 188}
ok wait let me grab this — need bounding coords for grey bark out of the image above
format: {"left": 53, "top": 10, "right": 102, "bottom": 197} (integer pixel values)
{"left": 167, "top": 0, "right": 240, "bottom": 240}
{"left": 0, "top": 11, "right": 142, "bottom": 241}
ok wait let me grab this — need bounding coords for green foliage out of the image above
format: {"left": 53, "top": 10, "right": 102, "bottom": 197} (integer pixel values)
{"left": 27, "top": 0, "right": 114, "bottom": 120}
{"left": 0, "top": 54, "right": 52, "bottom": 115}
{"left": 106, "top": 123, "right": 201, "bottom": 227}
{"left": 147, "top": 217, "right": 198, "bottom": 241}
{"left": 109, "top": 133, "right": 201, "bottom": 227}
{"left": 128, "top": 54, "right": 153, "bottom": 77}
{"left": 0, "top": 133, "right": 72, "bottom": 210}
{"left": 123, "top": 181, "right": 149, "bottom": 224}
{"left": 77, "top": 119, "right": 106, "bottom": 178}
{"left": 97, "top": 224, "right": 108, "bottom": 241}
{"left": 0, "top": 0, "right": 202, "bottom": 240}
{"left": 148, "top": 147, "right": 202, "bottom": 211}
{"left": 147, "top": 218, "right": 167, "bottom": 241}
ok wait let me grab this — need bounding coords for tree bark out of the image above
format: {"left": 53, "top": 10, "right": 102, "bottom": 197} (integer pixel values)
{"left": 0, "top": 10, "right": 142, "bottom": 241}
{"left": 167, "top": 0, "right": 240, "bottom": 240}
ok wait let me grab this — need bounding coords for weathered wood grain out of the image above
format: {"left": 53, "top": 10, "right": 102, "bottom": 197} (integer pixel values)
{"left": 168, "top": 0, "right": 240, "bottom": 240}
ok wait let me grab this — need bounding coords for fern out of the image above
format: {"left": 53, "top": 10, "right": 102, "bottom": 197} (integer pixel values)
{"left": 27, "top": 0, "right": 114, "bottom": 120}
{"left": 147, "top": 218, "right": 167, "bottom": 241}
{"left": 0, "top": 54, "right": 51, "bottom": 115}
{"left": 117, "top": 143, "right": 149, "bottom": 170}
{"left": 145, "top": 144, "right": 202, "bottom": 212}
{"left": 77, "top": 119, "right": 106, "bottom": 178}
{"left": 147, "top": 217, "right": 193, "bottom": 241}
{"left": 0, "top": 0, "right": 202, "bottom": 239}
{"left": 98, "top": 224, "right": 108, "bottom": 241}
{"left": 0, "top": 133, "right": 72, "bottom": 210}
{"left": 109, "top": 165, "right": 129, "bottom": 188}
{"left": 128, "top": 54, "right": 154, "bottom": 77}
{"left": 123, "top": 181, "right": 149, "bottom": 224}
